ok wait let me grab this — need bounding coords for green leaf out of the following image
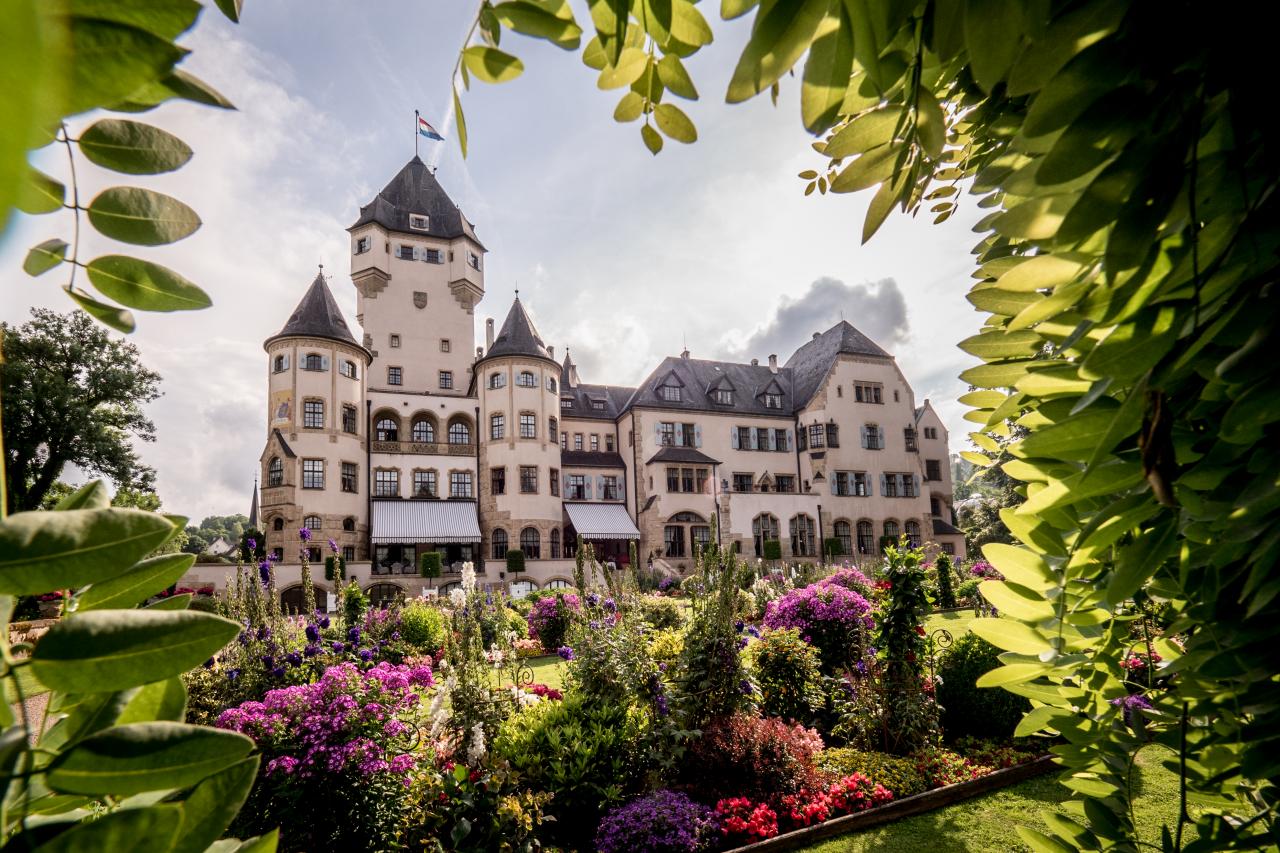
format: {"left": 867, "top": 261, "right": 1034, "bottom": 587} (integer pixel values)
{"left": 641, "top": 123, "right": 664, "bottom": 154}
{"left": 964, "top": 0, "right": 1023, "bottom": 93}
{"left": 825, "top": 107, "right": 902, "bottom": 159}
{"left": 958, "top": 358, "right": 1040, "bottom": 389}
{"left": 1107, "top": 518, "right": 1176, "bottom": 605}
{"left": 1006, "top": 2, "right": 1125, "bottom": 97}
{"left": 915, "top": 88, "right": 946, "bottom": 159}
{"left": 829, "top": 144, "right": 896, "bottom": 192}
{"left": 1015, "top": 825, "right": 1076, "bottom": 853}
{"left": 70, "top": 0, "right": 202, "bottom": 41}
{"left": 586, "top": 0, "right": 628, "bottom": 64}
{"left": 78, "top": 118, "right": 193, "bottom": 174}
{"left": 77, "top": 552, "right": 195, "bottom": 611}
{"left": 492, "top": 2, "right": 582, "bottom": 49}
{"left": 462, "top": 46, "right": 524, "bottom": 83}
{"left": 861, "top": 176, "right": 898, "bottom": 243}
{"left": 117, "top": 68, "right": 235, "bottom": 112}
{"left": 30, "top": 803, "right": 183, "bottom": 852}
{"left": 15, "top": 167, "right": 66, "bottom": 215}
{"left": 0, "top": 508, "right": 176, "bottom": 595}
{"left": 23, "top": 238, "right": 69, "bottom": 276}
{"left": 147, "top": 593, "right": 191, "bottom": 610}
{"left": 800, "top": 2, "right": 853, "bottom": 134}
{"left": 118, "top": 676, "right": 189, "bottom": 724}
{"left": 970, "top": 618, "right": 1052, "bottom": 654}
{"left": 1020, "top": 405, "right": 1129, "bottom": 462}
{"left": 726, "top": 0, "right": 826, "bottom": 104}
{"left": 47, "top": 722, "right": 253, "bottom": 796}
{"left": 976, "top": 663, "right": 1050, "bottom": 687}
{"left": 63, "top": 286, "right": 137, "bottom": 333}
{"left": 84, "top": 255, "right": 211, "bottom": 312}
{"left": 598, "top": 47, "right": 648, "bottom": 89}
{"left": 721, "top": 0, "right": 760, "bottom": 19}
{"left": 453, "top": 88, "right": 468, "bottom": 158}
{"left": 32, "top": 610, "right": 241, "bottom": 692}
{"left": 967, "top": 284, "right": 1041, "bottom": 317}
{"left": 993, "top": 194, "right": 1074, "bottom": 240}
{"left": 86, "top": 187, "right": 201, "bottom": 246}
{"left": 613, "top": 91, "right": 644, "bottom": 122}
{"left": 172, "top": 757, "right": 261, "bottom": 853}
{"left": 653, "top": 103, "right": 697, "bottom": 143}
{"left": 233, "top": 831, "right": 280, "bottom": 852}
{"left": 979, "top": 580, "right": 1055, "bottom": 621}
{"left": 214, "top": 0, "right": 243, "bottom": 23}
{"left": 1040, "top": 811, "right": 1100, "bottom": 850}
{"left": 65, "top": 19, "right": 186, "bottom": 116}
{"left": 0, "top": 0, "right": 60, "bottom": 235}
{"left": 1014, "top": 705, "right": 1069, "bottom": 738}
{"left": 996, "top": 253, "right": 1092, "bottom": 292}
{"left": 40, "top": 690, "right": 136, "bottom": 752}
{"left": 958, "top": 329, "right": 1042, "bottom": 359}
{"left": 656, "top": 54, "right": 698, "bottom": 99}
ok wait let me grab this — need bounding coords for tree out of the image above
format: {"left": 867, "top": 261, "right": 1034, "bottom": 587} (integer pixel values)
{"left": 2, "top": 309, "right": 161, "bottom": 513}
{"left": 955, "top": 425, "right": 1026, "bottom": 552}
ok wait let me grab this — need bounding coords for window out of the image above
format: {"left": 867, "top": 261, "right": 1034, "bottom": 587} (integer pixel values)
{"left": 854, "top": 382, "right": 883, "bottom": 403}
{"left": 602, "top": 475, "right": 619, "bottom": 500}
{"left": 733, "top": 473, "right": 754, "bottom": 493}
{"left": 306, "top": 546, "right": 322, "bottom": 562}
{"left": 826, "top": 423, "right": 840, "bottom": 447}
{"left": 550, "top": 468, "right": 560, "bottom": 496}
{"left": 491, "top": 466, "right": 506, "bottom": 495}
{"left": 389, "top": 334, "right": 401, "bottom": 348}
{"left": 550, "top": 528, "right": 561, "bottom": 559}
{"left": 664, "top": 526, "right": 685, "bottom": 558}
{"left": 387, "top": 366, "right": 402, "bottom": 386}
{"left": 753, "top": 514, "right": 779, "bottom": 557}
{"left": 450, "top": 471, "right": 473, "bottom": 498}
{"left": 468, "top": 251, "right": 481, "bottom": 270}
{"left": 764, "top": 392, "right": 783, "bottom": 409}
{"left": 342, "top": 405, "right": 358, "bottom": 434}
{"left": 342, "top": 462, "right": 358, "bottom": 493}
{"left": 924, "top": 426, "right": 939, "bottom": 440}
{"left": 409, "top": 213, "right": 429, "bottom": 231}
{"left": 396, "top": 245, "right": 414, "bottom": 260}
{"left": 491, "top": 529, "right": 508, "bottom": 560}
{"left": 863, "top": 424, "right": 883, "bottom": 450}
{"left": 448, "top": 419, "right": 471, "bottom": 445}
{"left": 904, "top": 428, "right": 918, "bottom": 452}
{"left": 561, "top": 396, "right": 573, "bottom": 409}
{"left": 605, "top": 434, "right": 615, "bottom": 452}
{"left": 590, "top": 434, "right": 599, "bottom": 452}
{"left": 519, "top": 413, "right": 536, "bottom": 439}
{"left": 271, "top": 547, "right": 284, "bottom": 561}
{"left": 713, "top": 389, "right": 733, "bottom": 404}
{"left": 691, "top": 525, "right": 711, "bottom": 553}
{"left": 574, "top": 433, "right": 584, "bottom": 451}
{"left": 666, "top": 468, "right": 680, "bottom": 493}
{"left": 591, "top": 399, "right": 605, "bottom": 411}
{"left": 340, "top": 360, "right": 357, "bottom": 380}
{"left": 835, "top": 471, "right": 850, "bottom": 496}
{"left": 375, "top": 417, "right": 398, "bottom": 442}
{"left": 904, "top": 474, "right": 919, "bottom": 498}
{"left": 696, "top": 469, "right": 708, "bottom": 493}
{"left": 413, "top": 470, "right": 436, "bottom": 498}
{"left": 834, "top": 470, "right": 869, "bottom": 497}
{"left": 736, "top": 426, "right": 751, "bottom": 449}
{"left": 520, "top": 527, "right": 540, "bottom": 559}
{"left": 834, "top": 520, "right": 852, "bottom": 556}
{"left": 516, "top": 371, "right": 536, "bottom": 387}
{"left": 355, "top": 235, "right": 370, "bottom": 254}
{"left": 439, "top": 370, "right": 453, "bottom": 390}
{"left": 925, "top": 459, "right": 942, "bottom": 481}
{"left": 658, "top": 422, "right": 676, "bottom": 446}
{"left": 546, "top": 377, "right": 558, "bottom": 394}
{"left": 756, "top": 427, "right": 771, "bottom": 450}
{"left": 884, "top": 473, "right": 899, "bottom": 497}
{"left": 303, "top": 399, "right": 324, "bottom": 429}
{"left": 774, "top": 428, "right": 789, "bottom": 452}
{"left": 412, "top": 417, "right": 435, "bottom": 443}
{"left": 854, "top": 472, "right": 869, "bottom": 496}
{"left": 440, "top": 339, "right": 451, "bottom": 353}
{"left": 942, "top": 542, "right": 956, "bottom": 555}
{"left": 303, "top": 514, "right": 322, "bottom": 531}
{"left": 807, "top": 423, "right": 826, "bottom": 449}
{"left": 681, "top": 423, "right": 696, "bottom": 446}
{"left": 883, "top": 520, "right": 900, "bottom": 545}
{"left": 424, "top": 248, "right": 442, "bottom": 263}
{"left": 857, "top": 521, "right": 875, "bottom": 554}
{"left": 374, "top": 469, "right": 398, "bottom": 497}
{"left": 775, "top": 475, "right": 795, "bottom": 493}
{"left": 490, "top": 413, "right": 505, "bottom": 440}
{"left": 489, "top": 372, "right": 506, "bottom": 389}
{"left": 302, "top": 459, "right": 324, "bottom": 490}
{"left": 273, "top": 354, "right": 286, "bottom": 373}
{"left": 790, "top": 514, "right": 816, "bottom": 557}
{"left": 681, "top": 468, "right": 695, "bottom": 493}
{"left": 268, "top": 457, "right": 283, "bottom": 487}
{"left": 520, "top": 466, "right": 538, "bottom": 494}
{"left": 560, "top": 431, "right": 567, "bottom": 449}
{"left": 273, "top": 517, "right": 284, "bottom": 531}
{"left": 303, "top": 353, "right": 324, "bottom": 371}
{"left": 905, "top": 520, "right": 922, "bottom": 548}
{"left": 549, "top": 416, "right": 558, "bottom": 438}
{"left": 343, "top": 517, "right": 355, "bottom": 532}
{"left": 659, "top": 384, "right": 681, "bottom": 402}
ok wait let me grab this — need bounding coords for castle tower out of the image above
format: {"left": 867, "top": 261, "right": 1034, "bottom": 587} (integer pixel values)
{"left": 259, "top": 269, "right": 371, "bottom": 563}
{"left": 477, "top": 297, "right": 565, "bottom": 573}
{"left": 348, "top": 156, "right": 485, "bottom": 395}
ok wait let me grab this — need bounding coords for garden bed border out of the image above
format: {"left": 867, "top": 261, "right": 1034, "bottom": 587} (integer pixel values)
{"left": 724, "top": 755, "right": 1058, "bottom": 853}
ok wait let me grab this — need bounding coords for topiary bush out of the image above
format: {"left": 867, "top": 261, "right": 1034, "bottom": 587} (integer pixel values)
{"left": 935, "top": 632, "right": 1031, "bottom": 741}
{"left": 398, "top": 599, "right": 447, "bottom": 653}
{"left": 750, "top": 628, "right": 824, "bottom": 724}
{"left": 506, "top": 548, "right": 525, "bottom": 575}
{"left": 763, "top": 539, "right": 782, "bottom": 561}
{"left": 934, "top": 553, "right": 957, "bottom": 609}
{"left": 418, "top": 550, "right": 442, "bottom": 580}
{"left": 816, "top": 747, "right": 929, "bottom": 797}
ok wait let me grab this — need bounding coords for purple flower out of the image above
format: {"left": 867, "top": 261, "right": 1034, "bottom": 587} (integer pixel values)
{"left": 747, "top": 625, "right": 761, "bottom": 638}
{"left": 1111, "top": 693, "right": 1153, "bottom": 726}
{"left": 318, "top": 615, "right": 331, "bottom": 629}
{"left": 328, "top": 538, "right": 338, "bottom": 554}
{"left": 332, "top": 641, "right": 345, "bottom": 653}
{"left": 299, "top": 527, "right": 312, "bottom": 542}
{"left": 603, "top": 598, "right": 617, "bottom": 612}
{"left": 257, "top": 625, "right": 271, "bottom": 641}
{"left": 260, "top": 655, "right": 274, "bottom": 669}
{"left": 737, "top": 637, "right": 749, "bottom": 649}
{"left": 557, "top": 646, "right": 575, "bottom": 661}
{"left": 226, "top": 668, "right": 240, "bottom": 682}
{"left": 739, "top": 679, "right": 753, "bottom": 695}
{"left": 347, "top": 626, "right": 361, "bottom": 643}
{"left": 237, "top": 630, "right": 249, "bottom": 646}
{"left": 596, "top": 790, "right": 716, "bottom": 853}
{"left": 271, "top": 666, "right": 286, "bottom": 678}
{"left": 391, "top": 631, "right": 401, "bottom": 641}
{"left": 305, "top": 624, "right": 320, "bottom": 643}
{"left": 735, "top": 620, "right": 745, "bottom": 632}
{"left": 359, "top": 649, "right": 374, "bottom": 662}
{"left": 587, "top": 593, "right": 601, "bottom": 607}
{"left": 284, "top": 652, "right": 303, "bottom": 667}
{"left": 247, "top": 538, "right": 257, "bottom": 552}
{"left": 257, "top": 561, "right": 271, "bottom": 586}
{"left": 202, "top": 658, "right": 215, "bottom": 669}
{"left": 304, "top": 643, "right": 321, "bottom": 657}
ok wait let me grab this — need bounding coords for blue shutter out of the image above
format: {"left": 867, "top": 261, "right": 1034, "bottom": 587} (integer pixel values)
{"left": 877, "top": 426, "right": 885, "bottom": 448}
{"left": 320, "top": 355, "right": 330, "bottom": 370}
{"left": 748, "top": 429, "right": 757, "bottom": 450}
{"left": 694, "top": 424, "right": 702, "bottom": 447}
{"left": 731, "top": 428, "right": 740, "bottom": 449}
{"left": 860, "top": 425, "right": 868, "bottom": 448}
{"left": 282, "top": 354, "right": 290, "bottom": 370}
{"left": 585, "top": 480, "right": 593, "bottom": 499}
{"left": 654, "top": 422, "right": 662, "bottom": 443}
{"left": 880, "top": 473, "right": 888, "bottom": 496}
{"left": 619, "top": 479, "right": 626, "bottom": 501}
{"left": 787, "top": 431, "right": 794, "bottom": 451}
{"left": 830, "top": 475, "right": 838, "bottom": 496}
{"left": 563, "top": 472, "right": 570, "bottom": 493}
{"left": 596, "top": 475, "right": 605, "bottom": 498}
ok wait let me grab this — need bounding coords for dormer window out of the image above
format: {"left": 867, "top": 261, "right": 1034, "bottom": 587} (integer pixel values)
{"left": 659, "top": 385, "right": 681, "bottom": 402}
{"left": 764, "top": 392, "right": 783, "bottom": 409}
{"left": 409, "top": 214, "right": 429, "bottom": 231}
{"left": 712, "top": 389, "right": 733, "bottom": 405}
{"left": 561, "top": 397, "right": 573, "bottom": 409}
{"left": 591, "top": 399, "right": 605, "bottom": 411}
{"left": 355, "top": 236, "right": 371, "bottom": 254}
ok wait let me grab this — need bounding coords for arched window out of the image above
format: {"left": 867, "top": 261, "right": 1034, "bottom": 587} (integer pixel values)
{"left": 904, "top": 519, "right": 922, "bottom": 548}
{"left": 340, "top": 360, "right": 358, "bottom": 379}
{"left": 857, "top": 520, "right": 875, "bottom": 554}
{"left": 268, "top": 457, "right": 283, "bottom": 487}
{"left": 489, "top": 372, "right": 506, "bottom": 389}
{"left": 546, "top": 579, "right": 571, "bottom": 589}
{"left": 342, "top": 517, "right": 355, "bottom": 532}
{"left": 273, "top": 354, "right": 286, "bottom": 373}
{"left": 520, "top": 527, "right": 541, "bottom": 559}
{"left": 411, "top": 416, "right": 435, "bottom": 443}
{"left": 448, "top": 417, "right": 471, "bottom": 445}
{"left": 790, "top": 514, "right": 816, "bottom": 557}
{"left": 550, "top": 528, "right": 561, "bottom": 559}
{"left": 365, "top": 583, "right": 405, "bottom": 610}
{"left": 375, "top": 417, "right": 398, "bottom": 442}
{"left": 883, "top": 519, "right": 900, "bottom": 548}
{"left": 547, "top": 377, "right": 557, "bottom": 393}
{"left": 272, "top": 517, "right": 284, "bottom": 531}
{"left": 516, "top": 370, "right": 536, "bottom": 387}
{"left": 752, "top": 513, "right": 779, "bottom": 557}
{"left": 304, "top": 353, "right": 324, "bottom": 371}
{"left": 834, "top": 520, "right": 852, "bottom": 556}
{"left": 491, "top": 529, "right": 508, "bottom": 560}
{"left": 303, "top": 514, "right": 322, "bottom": 531}
{"left": 279, "top": 585, "right": 309, "bottom": 615}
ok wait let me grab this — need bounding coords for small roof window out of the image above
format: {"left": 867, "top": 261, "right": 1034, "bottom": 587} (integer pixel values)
{"left": 408, "top": 214, "right": 429, "bottom": 231}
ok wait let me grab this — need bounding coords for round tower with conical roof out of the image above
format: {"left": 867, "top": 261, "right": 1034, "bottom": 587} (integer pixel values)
{"left": 259, "top": 268, "right": 371, "bottom": 565}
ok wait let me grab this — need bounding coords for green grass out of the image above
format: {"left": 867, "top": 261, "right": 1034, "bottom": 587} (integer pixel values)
{"left": 489, "top": 654, "right": 567, "bottom": 692}
{"left": 925, "top": 609, "right": 977, "bottom": 638}
{"left": 797, "top": 748, "right": 1180, "bottom": 852}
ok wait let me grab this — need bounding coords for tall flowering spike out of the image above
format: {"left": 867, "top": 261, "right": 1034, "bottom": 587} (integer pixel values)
{"left": 258, "top": 560, "right": 271, "bottom": 587}
{"left": 299, "top": 527, "right": 312, "bottom": 542}
{"left": 461, "top": 562, "right": 476, "bottom": 592}
{"left": 328, "top": 537, "right": 339, "bottom": 554}
{"left": 247, "top": 537, "right": 256, "bottom": 552}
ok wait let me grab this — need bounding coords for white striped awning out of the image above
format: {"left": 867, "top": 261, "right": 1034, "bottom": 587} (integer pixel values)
{"left": 564, "top": 502, "right": 640, "bottom": 540}
{"left": 371, "top": 500, "right": 482, "bottom": 544}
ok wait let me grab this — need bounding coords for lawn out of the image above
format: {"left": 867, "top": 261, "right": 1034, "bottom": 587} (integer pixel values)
{"left": 491, "top": 654, "right": 567, "bottom": 691}
{"left": 797, "top": 747, "right": 1180, "bottom": 852}
{"left": 925, "top": 609, "right": 978, "bottom": 639}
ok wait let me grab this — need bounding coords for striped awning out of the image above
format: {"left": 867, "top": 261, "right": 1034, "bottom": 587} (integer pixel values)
{"left": 371, "top": 500, "right": 482, "bottom": 544}
{"left": 564, "top": 502, "right": 640, "bottom": 540}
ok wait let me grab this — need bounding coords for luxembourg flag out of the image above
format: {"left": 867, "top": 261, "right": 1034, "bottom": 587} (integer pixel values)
{"left": 417, "top": 113, "right": 444, "bottom": 141}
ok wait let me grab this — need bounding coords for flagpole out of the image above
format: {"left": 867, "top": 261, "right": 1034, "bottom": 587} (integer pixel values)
{"left": 414, "top": 109, "right": 419, "bottom": 158}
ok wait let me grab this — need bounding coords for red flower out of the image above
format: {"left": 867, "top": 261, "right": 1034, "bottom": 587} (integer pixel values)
{"left": 915, "top": 625, "right": 926, "bottom": 636}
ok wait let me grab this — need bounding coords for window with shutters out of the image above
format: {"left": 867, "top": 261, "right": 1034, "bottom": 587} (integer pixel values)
{"left": 567, "top": 474, "right": 586, "bottom": 500}
{"left": 490, "top": 413, "right": 505, "bottom": 441}
{"left": 905, "top": 520, "right": 922, "bottom": 548}
{"left": 681, "top": 423, "right": 696, "bottom": 446}
{"left": 550, "top": 468, "right": 560, "bottom": 496}
{"left": 904, "top": 428, "right": 918, "bottom": 452}
{"left": 491, "top": 466, "right": 505, "bottom": 495}
{"left": 790, "top": 514, "right": 816, "bottom": 557}
{"left": 519, "top": 413, "right": 536, "bottom": 439}
{"left": 450, "top": 471, "right": 472, "bottom": 498}
{"left": 834, "top": 471, "right": 850, "bottom": 496}
{"left": 774, "top": 428, "right": 789, "bottom": 452}
{"left": 755, "top": 427, "right": 770, "bottom": 450}
{"left": 516, "top": 371, "right": 536, "bottom": 387}
{"left": 883, "top": 473, "right": 899, "bottom": 497}
{"left": 412, "top": 417, "right": 435, "bottom": 443}
{"left": 658, "top": 422, "right": 676, "bottom": 446}
{"left": 520, "top": 527, "right": 540, "bottom": 559}
{"left": 375, "top": 417, "right": 398, "bottom": 442}
{"left": 666, "top": 468, "right": 679, "bottom": 492}
{"left": 550, "top": 528, "right": 561, "bottom": 558}
{"left": 397, "top": 245, "right": 414, "bottom": 260}
{"left": 853, "top": 472, "right": 869, "bottom": 496}
{"left": 409, "top": 214, "right": 429, "bottom": 231}
{"left": 303, "top": 399, "right": 324, "bottom": 429}
{"left": 489, "top": 372, "right": 506, "bottom": 389}
{"left": 491, "top": 528, "right": 508, "bottom": 560}
{"left": 374, "top": 469, "right": 398, "bottom": 497}
{"left": 302, "top": 459, "right": 324, "bottom": 489}
{"left": 736, "top": 426, "right": 751, "bottom": 449}
{"left": 807, "top": 423, "right": 826, "bottom": 448}
{"left": 834, "top": 520, "right": 853, "bottom": 556}
{"left": 775, "top": 475, "right": 795, "bottom": 493}
{"left": 268, "top": 457, "right": 283, "bottom": 487}
{"left": 752, "top": 514, "right": 779, "bottom": 557}
{"left": 387, "top": 366, "right": 402, "bottom": 386}
{"left": 303, "top": 353, "right": 324, "bottom": 371}
{"left": 925, "top": 459, "right": 942, "bottom": 480}
{"left": 590, "top": 434, "right": 599, "bottom": 451}
{"left": 602, "top": 475, "right": 619, "bottom": 500}
{"left": 273, "top": 354, "right": 286, "bottom": 373}
{"left": 342, "top": 405, "right": 358, "bottom": 434}
{"left": 340, "top": 360, "right": 358, "bottom": 379}
{"left": 853, "top": 382, "right": 883, "bottom": 403}
{"left": 389, "top": 335, "right": 401, "bottom": 348}
{"left": 733, "top": 473, "right": 753, "bottom": 493}
{"left": 520, "top": 466, "right": 538, "bottom": 494}
{"left": 439, "top": 370, "right": 453, "bottom": 390}
{"left": 864, "top": 423, "right": 882, "bottom": 450}
{"left": 413, "top": 470, "right": 436, "bottom": 498}
{"left": 764, "top": 392, "right": 783, "bottom": 409}
{"left": 342, "top": 462, "right": 358, "bottom": 494}
{"left": 425, "top": 248, "right": 443, "bottom": 263}
{"left": 857, "top": 520, "right": 875, "bottom": 554}
{"left": 355, "top": 235, "right": 370, "bottom": 254}
{"left": 903, "top": 474, "right": 918, "bottom": 497}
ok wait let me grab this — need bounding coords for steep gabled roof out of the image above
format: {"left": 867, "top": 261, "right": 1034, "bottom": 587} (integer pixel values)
{"left": 349, "top": 156, "right": 484, "bottom": 246}
{"left": 481, "top": 297, "right": 554, "bottom": 362}
{"left": 624, "top": 356, "right": 796, "bottom": 417}
{"left": 785, "top": 320, "right": 892, "bottom": 408}
{"left": 265, "top": 271, "right": 365, "bottom": 353}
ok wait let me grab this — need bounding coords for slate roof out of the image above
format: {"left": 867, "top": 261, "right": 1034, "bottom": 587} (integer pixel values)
{"left": 561, "top": 450, "right": 627, "bottom": 469}
{"left": 272, "top": 429, "right": 296, "bottom": 459}
{"left": 625, "top": 356, "right": 796, "bottom": 418}
{"left": 784, "top": 321, "right": 892, "bottom": 409}
{"left": 932, "top": 518, "right": 963, "bottom": 536}
{"left": 265, "top": 271, "right": 365, "bottom": 352}
{"left": 646, "top": 446, "right": 721, "bottom": 466}
{"left": 481, "top": 297, "right": 555, "bottom": 363}
{"left": 560, "top": 382, "right": 635, "bottom": 421}
{"left": 350, "top": 156, "right": 484, "bottom": 247}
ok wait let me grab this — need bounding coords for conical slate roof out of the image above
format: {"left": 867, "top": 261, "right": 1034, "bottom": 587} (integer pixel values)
{"left": 561, "top": 349, "right": 576, "bottom": 388}
{"left": 349, "top": 156, "right": 483, "bottom": 246}
{"left": 265, "top": 271, "right": 361, "bottom": 350}
{"left": 248, "top": 480, "right": 259, "bottom": 530}
{"left": 482, "top": 297, "right": 553, "bottom": 362}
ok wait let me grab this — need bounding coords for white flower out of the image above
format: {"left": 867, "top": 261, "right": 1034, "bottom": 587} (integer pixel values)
{"left": 466, "top": 722, "right": 486, "bottom": 765}
{"left": 449, "top": 587, "right": 466, "bottom": 607}
{"left": 461, "top": 562, "right": 477, "bottom": 592}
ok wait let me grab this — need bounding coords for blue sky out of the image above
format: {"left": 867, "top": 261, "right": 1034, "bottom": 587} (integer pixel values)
{"left": 0, "top": 1, "right": 984, "bottom": 521}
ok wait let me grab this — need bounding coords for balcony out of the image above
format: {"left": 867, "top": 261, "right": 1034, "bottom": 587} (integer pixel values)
{"left": 371, "top": 440, "right": 476, "bottom": 457}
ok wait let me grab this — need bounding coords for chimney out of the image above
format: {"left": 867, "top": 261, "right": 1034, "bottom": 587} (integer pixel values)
{"left": 768, "top": 354, "right": 778, "bottom": 373}
{"left": 485, "top": 318, "right": 495, "bottom": 350}
{"left": 812, "top": 332, "right": 821, "bottom": 340}
{"left": 750, "top": 358, "right": 759, "bottom": 366}
{"left": 681, "top": 348, "right": 690, "bottom": 360}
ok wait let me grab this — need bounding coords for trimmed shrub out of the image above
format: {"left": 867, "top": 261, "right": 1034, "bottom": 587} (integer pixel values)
{"left": 398, "top": 600, "right": 447, "bottom": 653}
{"left": 342, "top": 580, "right": 367, "bottom": 627}
{"left": 638, "top": 595, "right": 684, "bottom": 630}
{"left": 763, "top": 540, "right": 783, "bottom": 561}
{"left": 934, "top": 553, "right": 957, "bottom": 608}
{"left": 506, "top": 548, "right": 526, "bottom": 574}
{"left": 648, "top": 628, "right": 684, "bottom": 665}
{"left": 935, "top": 632, "right": 1031, "bottom": 740}
{"left": 824, "top": 537, "right": 844, "bottom": 558}
{"left": 956, "top": 578, "right": 980, "bottom": 603}
{"left": 324, "top": 555, "right": 345, "bottom": 582}
{"left": 418, "top": 551, "right": 442, "bottom": 579}
{"left": 751, "top": 628, "right": 823, "bottom": 723}
{"left": 681, "top": 713, "right": 824, "bottom": 803}
{"left": 816, "top": 747, "right": 928, "bottom": 797}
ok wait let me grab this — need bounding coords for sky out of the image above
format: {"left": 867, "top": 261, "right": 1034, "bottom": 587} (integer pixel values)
{"left": 0, "top": 1, "right": 985, "bottom": 522}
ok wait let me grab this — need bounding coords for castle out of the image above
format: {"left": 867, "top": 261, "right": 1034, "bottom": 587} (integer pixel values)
{"left": 241, "top": 155, "right": 964, "bottom": 603}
